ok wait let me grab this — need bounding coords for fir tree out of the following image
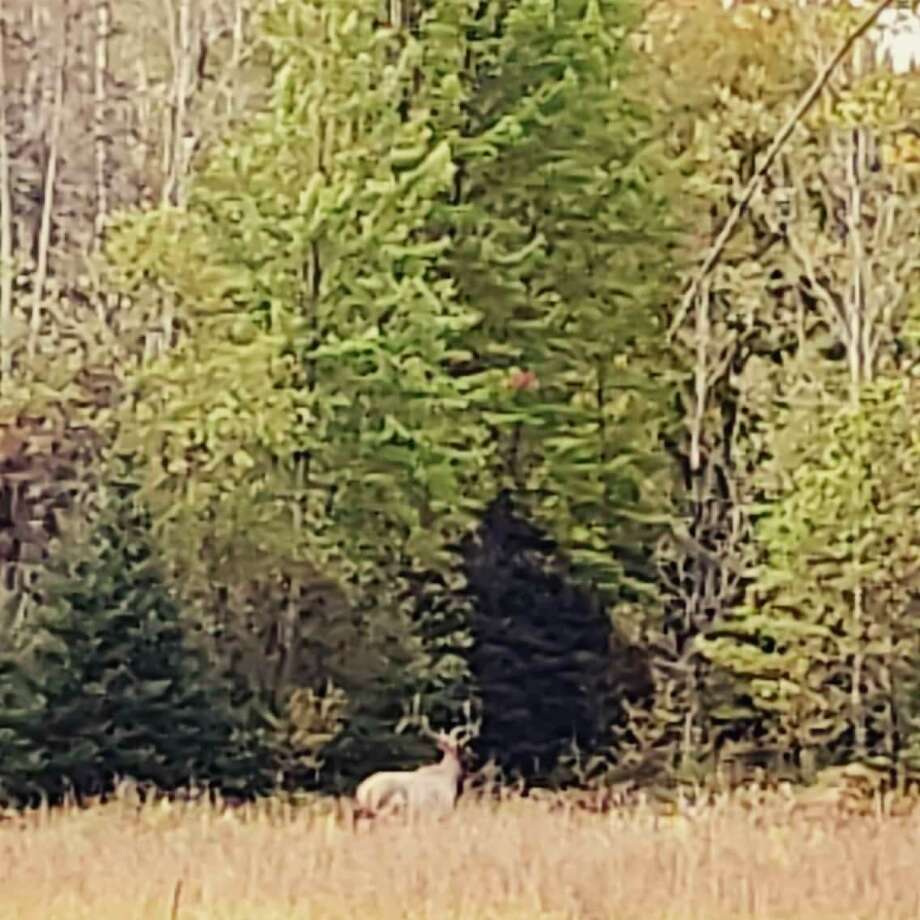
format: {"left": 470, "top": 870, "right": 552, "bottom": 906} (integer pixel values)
{"left": 0, "top": 488, "right": 269, "bottom": 806}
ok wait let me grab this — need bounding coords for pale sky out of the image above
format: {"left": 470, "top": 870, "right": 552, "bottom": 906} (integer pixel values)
{"left": 720, "top": 0, "right": 920, "bottom": 73}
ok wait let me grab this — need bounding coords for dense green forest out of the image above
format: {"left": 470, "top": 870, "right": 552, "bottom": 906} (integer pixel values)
{"left": 0, "top": 0, "right": 919, "bottom": 805}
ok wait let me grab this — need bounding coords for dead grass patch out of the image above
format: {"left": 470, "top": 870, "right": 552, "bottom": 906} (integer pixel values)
{"left": 0, "top": 791, "right": 918, "bottom": 919}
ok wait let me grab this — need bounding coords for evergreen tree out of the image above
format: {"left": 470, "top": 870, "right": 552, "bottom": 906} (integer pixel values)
{"left": 103, "top": 0, "right": 681, "bottom": 782}
{"left": 0, "top": 487, "right": 270, "bottom": 806}
{"left": 408, "top": 0, "right": 680, "bottom": 769}
{"left": 418, "top": 0, "right": 680, "bottom": 591}
{"left": 459, "top": 491, "right": 653, "bottom": 781}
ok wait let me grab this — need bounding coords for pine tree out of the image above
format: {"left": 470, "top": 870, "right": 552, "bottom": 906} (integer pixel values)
{"left": 404, "top": 0, "right": 679, "bottom": 773}
{"left": 0, "top": 488, "right": 268, "bottom": 806}
{"left": 416, "top": 0, "right": 680, "bottom": 592}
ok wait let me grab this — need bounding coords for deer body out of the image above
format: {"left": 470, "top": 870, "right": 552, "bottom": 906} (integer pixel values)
{"left": 354, "top": 734, "right": 463, "bottom": 820}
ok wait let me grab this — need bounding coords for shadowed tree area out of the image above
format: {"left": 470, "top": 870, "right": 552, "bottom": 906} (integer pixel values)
{"left": 461, "top": 492, "right": 653, "bottom": 781}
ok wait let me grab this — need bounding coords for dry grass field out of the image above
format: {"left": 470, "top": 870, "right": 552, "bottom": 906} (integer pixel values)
{"left": 1, "top": 787, "right": 919, "bottom": 920}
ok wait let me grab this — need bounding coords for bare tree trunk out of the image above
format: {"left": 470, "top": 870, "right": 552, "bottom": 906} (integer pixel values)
{"left": 845, "top": 121, "right": 871, "bottom": 762}
{"left": 842, "top": 31, "right": 877, "bottom": 761}
{"left": 690, "top": 277, "right": 710, "bottom": 477}
{"left": 93, "top": 0, "right": 111, "bottom": 250}
{"left": 160, "top": 0, "right": 177, "bottom": 199}
{"left": 161, "top": 0, "right": 197, "bottom": 207}
{"left": 0, "top": 18, "right": 13, "bottom": 392}
{"left": 231, "top": 0, "right": 245, "bottom": 64}
{"left": 28, "top": 2, "right": 68, "bottom": 362}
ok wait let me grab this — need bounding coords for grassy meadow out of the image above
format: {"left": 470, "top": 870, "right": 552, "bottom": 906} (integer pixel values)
{"left": 0, "top": 786, "right": 919, "bottom": 920}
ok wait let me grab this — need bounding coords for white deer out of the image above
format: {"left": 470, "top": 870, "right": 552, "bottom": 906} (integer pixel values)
{"left": 353, "top": 728, "right": 466, "bottom": 822}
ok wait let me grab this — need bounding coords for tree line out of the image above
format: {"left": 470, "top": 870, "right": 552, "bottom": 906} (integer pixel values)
{"left": 0, "top": 0, "right": 918, "bottom": 805}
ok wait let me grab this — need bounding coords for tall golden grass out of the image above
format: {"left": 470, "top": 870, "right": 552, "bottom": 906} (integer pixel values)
{"left": 1, "top": 787, "right": 919, "bottom": 919}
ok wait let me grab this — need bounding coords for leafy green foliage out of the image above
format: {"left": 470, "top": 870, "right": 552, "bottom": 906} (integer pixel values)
{"left": 632, "top": 0, "right": 920, "bottom": 783}
{"left": 701, "top": 379, "right": 920, "bottom": 773}
{"left": 7, "top": 0, "right": 920, "bottom": 798}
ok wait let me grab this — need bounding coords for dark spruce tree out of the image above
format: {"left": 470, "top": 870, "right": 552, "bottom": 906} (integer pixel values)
{"left": 0, "top": 488, "right": 271, "bottom": 807}
{"left": 459, "top": 492, "right": 652, "bottom": 782}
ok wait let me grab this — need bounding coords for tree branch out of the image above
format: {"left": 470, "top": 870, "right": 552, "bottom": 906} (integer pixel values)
{"left": 668, "top": 0, "right": 896, "bottom": 341}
